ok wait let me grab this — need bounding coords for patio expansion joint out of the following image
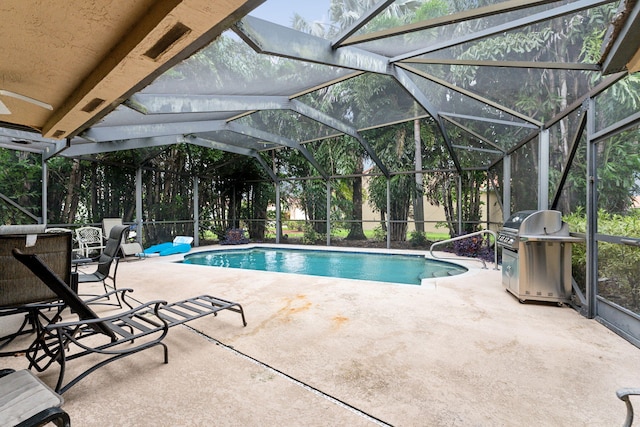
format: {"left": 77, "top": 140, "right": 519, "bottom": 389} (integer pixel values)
{"left": 181, "top": 324, "right": 394, "bottom": 427}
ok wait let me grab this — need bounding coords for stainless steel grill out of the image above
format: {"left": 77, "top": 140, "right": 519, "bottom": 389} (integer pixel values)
{"left": 497, "top": 210, "right": 537, "bottom": 251}
{"left": 498, "top": 210, "right": 583, "bottom": 304}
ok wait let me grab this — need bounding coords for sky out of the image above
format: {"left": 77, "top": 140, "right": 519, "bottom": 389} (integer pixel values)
{"left": 249, "top": 0, "right": 332, "bottom": 28}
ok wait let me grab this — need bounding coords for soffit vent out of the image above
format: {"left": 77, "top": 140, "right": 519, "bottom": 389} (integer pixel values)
{"left": 144, "top": 22, "right": 191, "bottom": 61}
{"left": 82, "top": 98, "right": 106, "bottom": 113}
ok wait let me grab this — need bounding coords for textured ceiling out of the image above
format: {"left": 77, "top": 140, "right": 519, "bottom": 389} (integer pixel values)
{"left": 0, "top": 0, "right": 263, "bottom": 138}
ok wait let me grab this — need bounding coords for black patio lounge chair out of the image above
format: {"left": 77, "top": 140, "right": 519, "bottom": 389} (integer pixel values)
{"left": 12, "top": 248, "right": 246, "bottom": 394}
{"left": 13, "top": 248, "right": 169, "bottom": 394}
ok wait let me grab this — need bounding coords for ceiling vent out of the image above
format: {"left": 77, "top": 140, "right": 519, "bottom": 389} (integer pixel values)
{"left": 81, "top": 98, "right": 105, "bottom": 113}
{"left": 144, "top": 22, "right": 191, "bottom": 61}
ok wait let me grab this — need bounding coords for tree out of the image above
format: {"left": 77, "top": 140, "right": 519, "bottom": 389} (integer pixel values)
{"left": 366, "top": 123, "right": 415, "bottom": 241}
{"left": 0, "top": 149, "right": 42, "bottom": 224}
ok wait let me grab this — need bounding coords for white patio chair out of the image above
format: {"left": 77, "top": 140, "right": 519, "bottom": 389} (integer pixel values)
{"left": 75, "top": 226, "right": 105, "bottom": 258}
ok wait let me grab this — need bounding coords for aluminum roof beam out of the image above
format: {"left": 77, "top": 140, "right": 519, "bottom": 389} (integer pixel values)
{"left": 332, "top": 0, "right": 395, "bottom": 48}
{"left": 0, "top": 128, "right": 68, "bottom": 159}
{"left": 451, "top": 145, "right": 504, "bottom": 156}
{"left": 442, "top": 116, "right": 507, "bottom": 154}
{"left": 233, "top": 16, "right": 391, "bottom": 75}
{"left": 61, "top": 135, "right": 183, "bottom": 157}
{"left": 289, "top": 100, "right": 389, "bottom": 178}
{"left": 226, "top": 122, "right": 329, "bottom": 180}
{"left": 77, "top": 111, "right": 330, "bottom": 179}
{"left": 80, "top": 121, "right": 227, "bottom": 142}
{"left": 185, "top": 135, "right": 278, "bottom": 182}
{"left": 398, "top": 63, "right": 542, "bottom": 127}
{"left": 198, "top": 130, "right": 274, "bottom": 152}
{"left": 127, "top": 94, "right": 291, "bottom": 114}
{"left": 439, "top": 112, "right": 539, "bottom": 130}
{"left": 390, "top": 0, "right": 614, "bottom": 63}
{"left": 339, "top": 0, "right": 564, "bottom": 48}
{"left": 402, "top": 58, "right": 600, "bottom": 71}
{"left": 392, "top": 67, "right": 462, "bottom": 172}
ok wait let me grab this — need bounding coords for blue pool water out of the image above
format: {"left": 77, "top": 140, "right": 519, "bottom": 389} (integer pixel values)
{"left": 182, "top": 247, "right": 467, "bottom": 285}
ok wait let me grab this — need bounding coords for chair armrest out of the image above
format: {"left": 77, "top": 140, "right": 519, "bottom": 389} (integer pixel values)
{"left": 82, "top": 288, "right": 134, "bottom": 302}
{"left": 82, "top": 288, "right": 136, "bottom": 309}
{"left": 0, "top": 369, "right": 15, "bottom": 378}
{"left": 20, "top": 300, "right": 66, "bottom": 310}
{"left": 74, "top": 258, "right": 114, "bottom": 278}
{"left": 94, "top": 257, "right": 119, "bottom": 269}
{"left": 617, "top": 388, "right": 640, "bottom": 427}
{"left": 46, "top": 299, "right": 168, "bottom": 330}
{"left": 618, "top": 388, "right": 640, "bottom": 399}
{"left": 18, "top": 406, "right": 70, "bottom": 427}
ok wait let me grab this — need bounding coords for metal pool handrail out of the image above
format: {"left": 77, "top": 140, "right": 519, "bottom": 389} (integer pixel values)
{"left": 429, "top": 230, "right": 499, "bottom": 270}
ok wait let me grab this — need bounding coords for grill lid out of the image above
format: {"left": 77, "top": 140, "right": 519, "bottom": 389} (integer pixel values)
{"left": 502, "top": 210, "right": 537, "bottom": 230}
{"left": 498, "top": 210, "right": 582, "bottom": 251}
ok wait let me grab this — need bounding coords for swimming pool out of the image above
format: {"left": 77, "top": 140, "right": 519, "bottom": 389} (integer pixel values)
{"left": 182, "top": 247, "right": 467, "bottom": 285}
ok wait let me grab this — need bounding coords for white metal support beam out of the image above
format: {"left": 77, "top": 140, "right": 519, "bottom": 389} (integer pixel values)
{"left": 193, "top": 176, "right": 199, "bottom": 247}
{"left": 127, "top": 94, "right": 290, "bottom": 114}
{"left": 227, "top": 122, "right": 329, "bottom": 179}
{"left": 80, "top": 120, "right": 227, "bottom": 142}
{"left": 332, "top": 0, "right": 395, "bottom": 48}
{"left": 289, "top": 100, "right": 390, "bottom": 177}
{"left": 186, "top": 135, "right": 278, "bottom": 182}
{"left": 538, "top": 129, "right": 550, "bottom": 210}
{"left": 135, "top": 168, "right": 143, "bottom": 245}
{"left": 390, "top": 0, "right": 613, "bottom": 62}
{"left": 503, "top": 154, "right": 511, "bottom": 221}
{"left": 234, "top": 16, "right": 391, "bottom": 74}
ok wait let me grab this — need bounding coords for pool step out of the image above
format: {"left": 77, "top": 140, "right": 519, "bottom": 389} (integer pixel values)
{"left": 421, "top": 269, "right": 460, "bottom": 279}
{"left": 433, "top": 269, "right": 451, "bottom": 278}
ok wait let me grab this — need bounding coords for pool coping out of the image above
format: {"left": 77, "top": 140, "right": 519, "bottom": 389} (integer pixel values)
{"left": 179, "top": 243, "right": 478, "bottom": 287}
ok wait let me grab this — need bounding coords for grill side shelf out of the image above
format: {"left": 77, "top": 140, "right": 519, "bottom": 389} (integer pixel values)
{"left": 519, "top": 235, "right": 584, "bottom": 242}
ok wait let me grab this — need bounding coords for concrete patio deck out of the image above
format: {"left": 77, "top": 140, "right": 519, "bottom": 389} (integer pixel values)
{"left": 3, "top": 244, "right": 640, "bottom": 426}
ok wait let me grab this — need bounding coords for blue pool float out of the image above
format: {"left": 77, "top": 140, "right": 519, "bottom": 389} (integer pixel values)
{"left": 142, "top": 236, "right": 193, "bottom": 256}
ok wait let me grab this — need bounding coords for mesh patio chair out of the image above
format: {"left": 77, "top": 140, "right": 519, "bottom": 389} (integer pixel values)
{"left": 0, "top": 232, "right": 73, "bottom": 357}
{"left": 76, "top": 224, "right": 128, "bottom": 306}
{"left": 102, "top": 218, "right": 123, "bottom": 242}
{"left": 45, "top": 227, "right": 82, "bottom": 258}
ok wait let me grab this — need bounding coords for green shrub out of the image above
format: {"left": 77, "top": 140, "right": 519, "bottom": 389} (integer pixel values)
{"left": 372, "top": 226, "right": 386, "bottom": 242}
{"left": 409, "top": 231, "right": 428, "bottom": 247}
{"left": 564, "top": 209, "right": 640, "bottom": 313}
{"left": 302, "top": 223, "right": 323, "bottom": 244}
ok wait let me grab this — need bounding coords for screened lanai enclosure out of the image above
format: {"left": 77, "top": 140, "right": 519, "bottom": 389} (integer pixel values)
{"left": 1, "top": 0, "right": 640, "bottom": 347}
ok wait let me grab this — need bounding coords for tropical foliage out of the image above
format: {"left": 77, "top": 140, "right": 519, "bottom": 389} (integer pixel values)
{"left": 565, "top": 209, "right": 640, "bottom": 314}
{"left": 1, "top": 0, "right": 640, "bottom": 254}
